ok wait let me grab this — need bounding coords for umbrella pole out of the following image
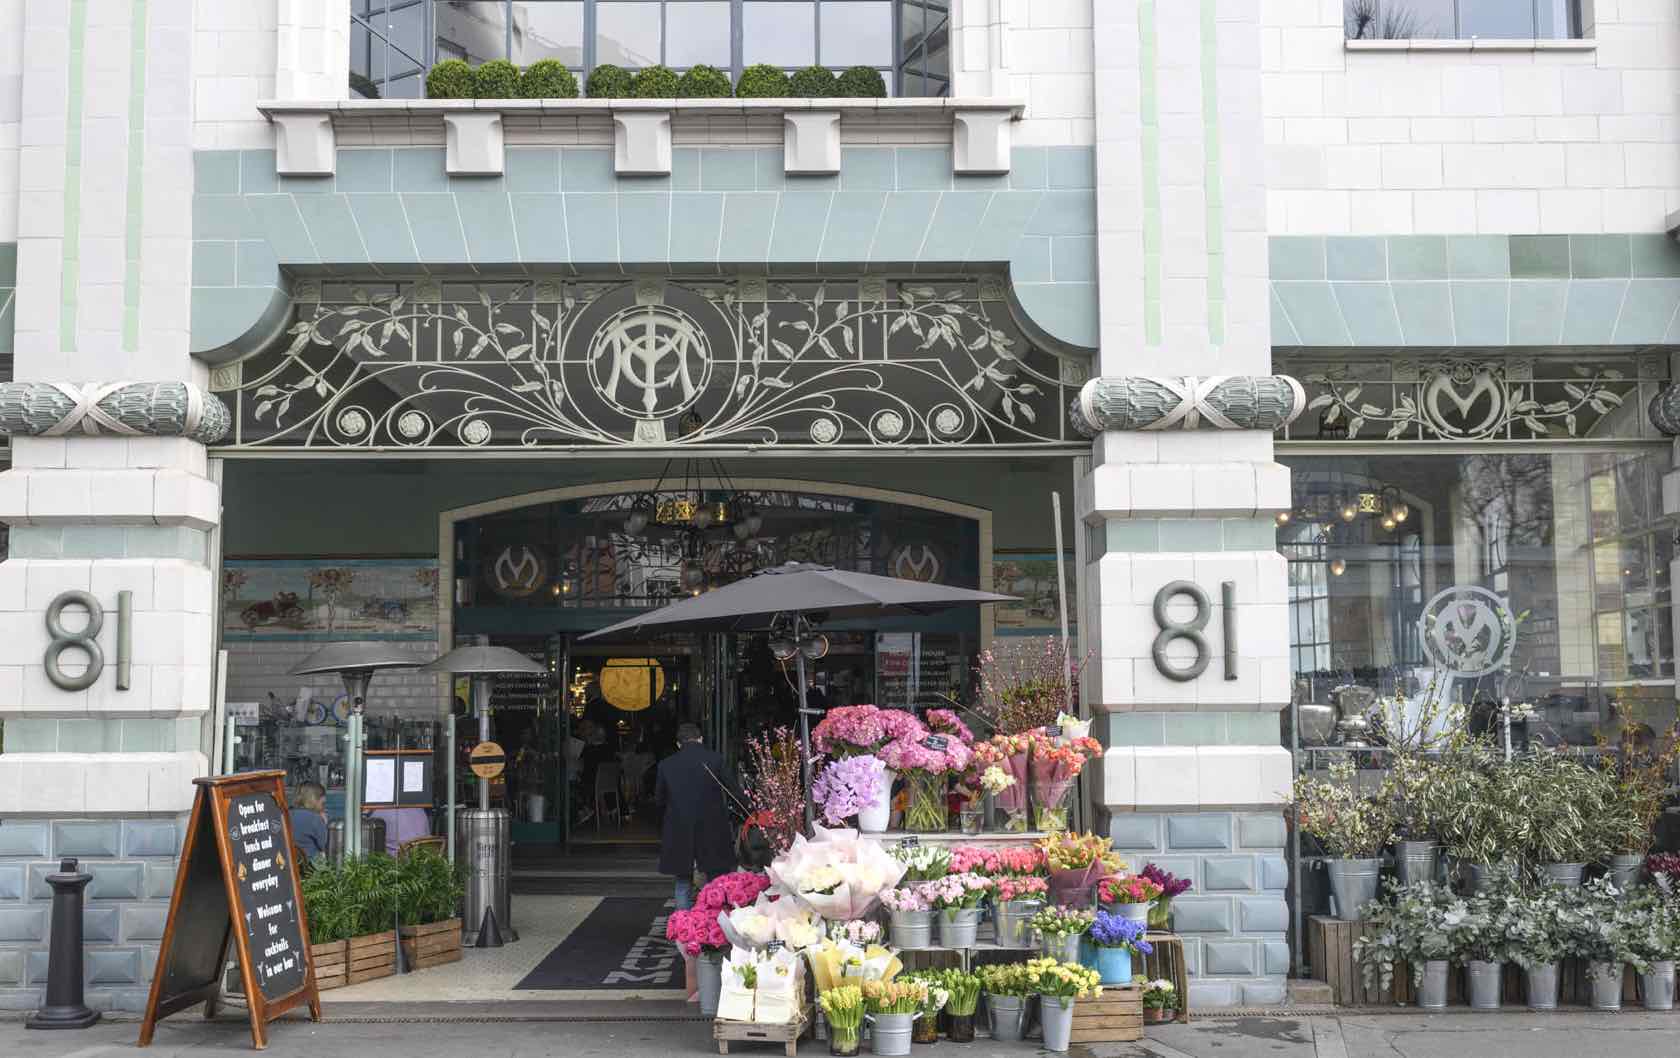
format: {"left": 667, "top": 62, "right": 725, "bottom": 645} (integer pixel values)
{"left": 796, "top": 645, "right": 814, "bottom": 832}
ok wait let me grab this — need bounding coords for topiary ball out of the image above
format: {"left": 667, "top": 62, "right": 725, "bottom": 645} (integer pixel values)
{"left": 836, "top": 66, "right": 887, "bottom": 99}
{"left": 630, "top": 64, "right": 680, "bottom": 98}
{"left": 676, "top": 64, "right": 733, "bottom": 98}
{"left": 520, "top": 59, "right": 578, "bottom": 99}
{"left": 735, "top": 63, "right": 792, "bottom": 98}
{"left": 472, "top": 59, "right": 521, "bottom": 99}
{"left": 789, "top": 64, "right": 838, "bottom": 97}
{"left": 425, "top": 59, "right": 475, "bottom": 99}
{"left": 586, "top": 63, "right": 633, "bottom": 99}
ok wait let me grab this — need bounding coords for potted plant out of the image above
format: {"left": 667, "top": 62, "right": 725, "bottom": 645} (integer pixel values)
{"left": 815, "top": 755, "right": 893, "bottom": 833}
{"left": 924, "top": 873, "right": 993, "bottom": 948}
{"left": 1139, "top": 863, "right": 1191, "bottom": 929}
{"left": 862, "top": 979, "right": 928, "bottom": 1057}
{"left": 819, "top": 985, "right": 865, "bottom": 1056}
{"left": 1509, "top": 752, "right": 1617, "bottom": 885}
{"left": 1382, "top": 752, "right": 1446, "bottom": 885}
{"left": 1564, "top": 877, "right": 1637, "bottom": 1010}
{"left": 1027, "top": 957, "right": 1101, "bottom": 1053}
{"left": 1097, "top": 875, "right": 1163, "bottom": 925}
{"left": 1600, "top": 730, "right": 1680, "bottom": 889}
{"left": 1295, "top": 761, "right": 1394, "bottom": 920}
{"left": 1030, "top": 905, "right": 1094, "bottom": 963}
{"left": 976, "top": 963, "right": 1034, "bottom": 1043}
{"left": 299, "top": 858, "right": 355, "bottom": 990}
{"left": 1087, "top": 909, "right": 1154, "bottom": 985}
{"left": 1353, "top": 880, "right": 1463, "bottom": 1007}
{"left": 934, "top": 968, "right": 981, "bottom": 1042}
{"left": 394, "top": 848, "right": 466, "bottom": 969}
{"left": 1624, "top": 890, "right": 1679, "bottom": 1010}
{"left": 880, "top": 885, "right": 934, "bottom": 949}
{"left": 1142, "top": 978, "right": 1178, "bottom": 1024}
{"left": 1459, "top": 885, "right": 1520, "bottom": 1010}
{"left": 1508, "top": 885, "right": 1569, "bottom": 1010}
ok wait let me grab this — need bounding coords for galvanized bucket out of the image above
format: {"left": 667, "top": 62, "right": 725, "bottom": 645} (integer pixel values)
{"left": 868, "top": 1013, "right": 916, "bottom": 1056}
{"left": 697, "top": 953, "right": 723, "bottom": 1018}
{"left": 938, "top": 908, "right": 981, "bottom": 949}
{"left": 891, "top": 910, "right": 933, "bottom": 950}
{"left": 995, "top": 899, "right": 1042, "bottom": 948}
{"left": 1039, "top": 994, "right": 1075, "bottom": 1052}
{"left": 1394, "top": 841, "right": 1439, "bottom": 886}
{"left": 1467, "top": 960, "right": 1502, "bottom": 1010}
{"left": 1041, "top": 931, "right": 1082, "bottom": 963}
{"left": 1539, "top": 862, "right": 1586, "bottom": 886}
{"left": 1113, "top": 902, "right": 1151, "bottom": 925}
{"left": 1325, "top": 858, "right": 1381, "bottom": 921}
{"left": 986, "top": 995, "right": 1028, "bottom": 1042}
{"left": 1608, "top": 854, "right": 1644, "bottom": 892}
{"left": 1418, "top": 961, "right": 1449, "bottom": 1009}
{"left": 1588, "top": 961, "right": 1623, "bottom": 1010}
{"left": 1525, "top": 963, "right": 1560, "bottom": 1010}
{"left": 1465, "top": 861, "right": 1518, "bottom": 894}
{"left": 1642, "top": 961, "right": 1675, "bottom": 1010}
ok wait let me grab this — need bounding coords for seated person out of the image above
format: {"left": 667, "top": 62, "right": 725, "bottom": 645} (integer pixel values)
{"left": 367, "top": 805, "right": 431, "bottom": 856}
{"left": 289, "top": 782, "right": 330, "bottom": 859}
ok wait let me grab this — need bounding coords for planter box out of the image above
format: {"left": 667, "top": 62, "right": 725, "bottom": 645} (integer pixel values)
{"left": 1068, "top": 984, "right": 1141, "bottom": 1044}
{"left": 346, "top": 929, "right": 398, "bottom": 984}
{"left": 712, "top": 1008, "right": 810, "bottom": 1056}
{"left": 400, "top": 919, "right": 464, "bottom": 970}
{"left": 1143, "top": 932, "right": 1190, "bottom": 1021}
{"left": 311, "top": 939, "right": 348, "bottom": 992}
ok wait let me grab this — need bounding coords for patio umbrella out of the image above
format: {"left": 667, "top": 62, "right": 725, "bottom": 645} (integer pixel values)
{"left": 580, "top": 562, "right": 1016, "bottom": 826}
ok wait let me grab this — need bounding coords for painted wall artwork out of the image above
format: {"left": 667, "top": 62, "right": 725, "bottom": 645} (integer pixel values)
{"left": 992, "top": 552, "right": 1077, "bottom": 635}
{"left": 222, "top": 559, "right": 441, "bottom": 641}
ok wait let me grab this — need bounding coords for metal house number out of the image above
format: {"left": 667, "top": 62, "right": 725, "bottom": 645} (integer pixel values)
{"left": 43, "top": 590, "right": 132, "bottom": 692}
{"left": 1151, "top": 580, "right": 1238, "bottom": 683}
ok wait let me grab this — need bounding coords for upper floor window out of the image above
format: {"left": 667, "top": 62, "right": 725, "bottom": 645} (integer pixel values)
{"left": 353, "top": 0, "right": 941, "bottom": 99}
{"left": 1344, "top": 0, "right": 1584, "bottom": 40}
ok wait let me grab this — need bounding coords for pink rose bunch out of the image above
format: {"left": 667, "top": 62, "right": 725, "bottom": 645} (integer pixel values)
{"left": 994, "top": 876, "right": 1050, "bottom": 902}
{"left": 1097, "top": 875, "right": 1163, "bottom": 906}
{"left": 949, "top": 844, "right": 1046, "bottom": 878}
{"left": 924, "top": 708, "right": 975, "bottom": 744}
{"left": 665, "top": 908, "right": 727, "bottom": 955}
{"left": 695, "top": 870, "right": 773, "bottom": 913}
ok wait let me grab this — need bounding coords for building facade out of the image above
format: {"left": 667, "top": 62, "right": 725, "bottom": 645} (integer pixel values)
{"left": 0, "top": 0, "right": 1676, "bottom": 1013}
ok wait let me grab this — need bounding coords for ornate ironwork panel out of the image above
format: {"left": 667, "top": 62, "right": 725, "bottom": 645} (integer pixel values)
{"left": 1275, "top": 353, "right": 1667, "bottom": 442}
{"left": 210, "top": 275, "right": 1089, "bottom": 449}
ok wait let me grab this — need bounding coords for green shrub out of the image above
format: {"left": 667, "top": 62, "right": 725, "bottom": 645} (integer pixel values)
{"left": 392, "top": 849, "right": 466, "bottom": 926}
{"left": 677, "top": 64, "right": 733, "bottom": 98}
{"left": 790, "top": 65, "right": 838, "bottom": 97}
{"left": 836, "top": 66, "right": 887, "bottom": 98}
{"left": 472, "top": 59, "right": 521, "bottom": 99}
{"left": 425, "top": 59, "right": 475, "bottom": 100}
{"left": 735, "top": 64, "right": 792, "bottom": 98}
{"left": 630, "top": 64, "right": 680, "bottom": 98}
{"left": 520, "top": 59, "right": 578, "bottom": 99}
{"left": 586, "top": 63, "right": 633, "bottom": 99}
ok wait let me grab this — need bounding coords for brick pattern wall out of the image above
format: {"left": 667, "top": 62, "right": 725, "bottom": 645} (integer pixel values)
{"left": 1107, "top": 809, "right": 1290, "bottom": 1009}
{"left": 223, "top": 639, "right": 442, "bottom": 720}
{"left": 0, "top": 816, "right": 183, "bottom": 1012}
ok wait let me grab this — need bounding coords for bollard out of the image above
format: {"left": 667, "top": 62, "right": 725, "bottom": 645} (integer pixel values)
{"left": 28, "top": 858, "right": 100, "bottom": 1030}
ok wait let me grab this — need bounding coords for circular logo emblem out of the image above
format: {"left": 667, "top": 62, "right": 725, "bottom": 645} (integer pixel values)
{"left": 490, "top": 545, "right": 546, "bottom": 598}
{"left": 470, "top": 741, "right": 506, "bottom": 780}
{"left": 1419, "top": 585, "right": 1516, "bottom": 677}
{"left": 587, "top": 303, "right": 713, "bottom": 421}
{"left": 889, "top": 544, "right": 943, "bottom": 584}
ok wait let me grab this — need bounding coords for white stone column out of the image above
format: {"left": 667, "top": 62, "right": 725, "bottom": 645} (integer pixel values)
{"left": 1082, "top": 0, "right": 1296, "bottom": 1009}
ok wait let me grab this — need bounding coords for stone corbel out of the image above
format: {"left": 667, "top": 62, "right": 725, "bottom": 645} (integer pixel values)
{"left": 444, "top": 112, "right": 505, "bottom": 176}
{"left": 1070, "top": 376, "right": 1307, "bottom": 436}
{"left": 271, "top": 112, "right": 335, "bottom": 176}
{"left": 0, "top": 382, "right": 231, "bottom": 444}
{"left": 613, "top": 110, "right": 673, "bottom": 176}
{"left": 952, "top": 108, "right": 1014, "bottom": 175}
{"left": 783, "top": 111, "right": 841, "bottom": 175}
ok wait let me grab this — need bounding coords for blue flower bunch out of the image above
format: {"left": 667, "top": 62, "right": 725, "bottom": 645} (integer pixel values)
{"left": 1088, "top": 911, "right": 1154, "bottom": 953}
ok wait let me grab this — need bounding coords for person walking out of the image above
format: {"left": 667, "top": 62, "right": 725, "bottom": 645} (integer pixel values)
{"left": 655, "top": 723, "right": 738, "bottom": 1004}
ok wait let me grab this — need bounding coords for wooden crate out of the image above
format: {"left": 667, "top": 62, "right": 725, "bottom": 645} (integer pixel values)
{"left": 400, "top": 919, "right": 463, "bottom": 971}
{"left": 713, "top": 1009, "right": 809, "bottom": 1056}
{"left": 311, "top": 939, "right": 348, "bottom": 992}
{"left": 346, "top": 929, "right": 398, "bottom": 984}
{"left": 1068, "top": 984, "right": 1142, "bottom": 1044}
{"left": 1143, "top": 933, "right": 1190, "bottom": 1021}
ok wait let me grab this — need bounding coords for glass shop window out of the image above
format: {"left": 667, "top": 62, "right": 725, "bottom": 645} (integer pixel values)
{"left": 1344, "top": 0, "right": 1584, "bottom": 40}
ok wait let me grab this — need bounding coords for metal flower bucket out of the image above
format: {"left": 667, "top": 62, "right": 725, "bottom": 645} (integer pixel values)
{"left": 1467, "top": 960, "right": 1502, "bottom": 1010}
{"left": 1039, "top": 994, "right": 1075, "bottom": 1052}
{"left": 985, "top": 995, "right": 1027, "bottom": 1042}
{"left": 995, "top": 899, "right": 1041, "bottom": 948}
{"left": 1539, "top": 862, "right": 1586, "bottom": 886}
{"left": 1525, "top": 962, "right": 1560, "bottom": 1011}
{"left": 891, "top": 910, "right": 933, "bottom": 950}
{"left": 937, "top": 908, "right": 981, "bottom": 949}
{"left": 1417, "top": 960, "right": 1449, "bottom": 1009}
{"left": 1587, "top": 961, "right": 1623, "bottom": 1011}
{"left": 868, "top": 1013, "right": 917, "bottom": 1057}
{"left": 1041, "top": 931, "right": 1082, "bottom": 963}
{"left": 1642, "top": 961, "right": 1675, "bottom": 1010}
{"left": 1394, "top": 841, "right": 1439, "bottom": 886}
{"left": 1325, "top": 858, "right": 1380, "bottom": 921}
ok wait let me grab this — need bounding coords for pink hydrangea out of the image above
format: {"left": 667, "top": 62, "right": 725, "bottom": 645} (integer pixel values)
{"left": 879, "top": 708, "right": 927, "bottom": 743}
{"left": 879, "top": 734, "right": 972, "bottom": 776}
{"left": 924, "top": 708, "right": 975, "bottom": 744}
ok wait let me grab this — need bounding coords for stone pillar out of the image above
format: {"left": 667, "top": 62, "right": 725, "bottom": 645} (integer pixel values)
{"left": 1081, "top": 1, "right": 1296, "bottom": 1009}
{"left": 0, "top": 0, "right": 221, "bottom": 1013}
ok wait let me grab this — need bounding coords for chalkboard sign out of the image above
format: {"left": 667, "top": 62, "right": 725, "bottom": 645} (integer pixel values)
{"left": 138, "top": 772, "right": 320, "bottom": 1050}
{"left": 363, "top": 748, "right": 434, "bottom": 808}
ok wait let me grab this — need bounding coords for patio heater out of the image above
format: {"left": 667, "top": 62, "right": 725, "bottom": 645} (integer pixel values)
{"left": 420, "top": 643, "right": 546, "bottom": 947}
{"left": 289, "top": 642, "right": 426, "bottom": 861}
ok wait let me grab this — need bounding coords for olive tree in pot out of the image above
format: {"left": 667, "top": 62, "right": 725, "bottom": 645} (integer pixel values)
{"left": 1382, "top": 754, "right": 1449, "bottom": 886}
{"left": 1294, "top": 761, "right": 1394, "bottom": 922}
{"left": 1508, "top": 752, "right": 1619, "bottom": 886}
{"left": 1428, "top": 739, "right": 1513, "bottom": 893}
{"left": 1599, "top": 730, "right": 1680, "bottom": 891}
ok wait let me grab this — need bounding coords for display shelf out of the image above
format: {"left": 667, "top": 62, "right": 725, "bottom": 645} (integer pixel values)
{"left": 871, "top": 830, "right": 1049, "bottom": 844}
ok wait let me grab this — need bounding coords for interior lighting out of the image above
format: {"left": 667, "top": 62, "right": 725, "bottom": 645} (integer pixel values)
{"left": 799, "top": 633, "right": 830, "bottom": 661}
{"left": 1329, "top": 557, "right": 1348, "bottom": 576}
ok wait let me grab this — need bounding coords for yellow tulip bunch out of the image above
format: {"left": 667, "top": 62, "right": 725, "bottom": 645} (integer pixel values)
{"left": 861, "top": 978, "right": 929, "bottom": 1015}
{"left": 818, "top": 985, "right": 865, "bottom": 1036}
{"left": 1025, "top": 957, "right": 1102, "bottom": 1002}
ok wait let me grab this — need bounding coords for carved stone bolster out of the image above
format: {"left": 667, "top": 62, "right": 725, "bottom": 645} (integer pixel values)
{"left": 1649, "top": 385, "right": 1680, "bottom": 436}
{"left": 0, "top": 381, "right": 232, "bottom": 444}
{"left": 1069, "top": 375, "right": 1307, "bottom": 436}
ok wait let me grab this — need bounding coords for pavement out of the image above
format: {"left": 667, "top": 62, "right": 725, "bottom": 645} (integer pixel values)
{"left": 5, "top": 1009, "right": 1680, "bottom": 1057}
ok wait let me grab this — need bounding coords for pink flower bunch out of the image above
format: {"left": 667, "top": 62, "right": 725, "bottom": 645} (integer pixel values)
{"left": 665, "top": 908, "right": 727, "bottom": 955}
{"left": 924, "top": 708, "right": 975, "bottom": 744}
{"left": 879, "top": 734, "right": 972, "bottom": 776}
{"left": 694, "top": 870, "right": 773, "bottom": 913}
{"left": 880, "top": 886, "right": 933, "bottom": 913}
{"left": 812, "top": 705, "right": 928, "bottom": 757}
{"left": 811, "top": 754, "right": 888, "bottom": 825}
{"left": 949, "top": 844, "right": 1046, "bottom": 877}
{"left": 994, "top": 876, "right": 1050, "bottom": 902}
{"left": 920, "top": 872, "right": 994, "bottom": 911}
{"left": 880, "top": 708, "right": 926, "bottom": 742}
{"left": 1097, "top": 875, "right": 1163, "bottom": 906}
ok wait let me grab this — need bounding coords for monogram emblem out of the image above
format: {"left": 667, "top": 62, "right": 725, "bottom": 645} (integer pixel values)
{"left": 889, "top": 544, "right": 942, "bottom": 583}
{"left": 1419, "top": 585, "right": 1515, "bottom": 677}
{"left": 491, "top": 546, "right": 545, "bottom": 597}
{"left": 587, "top": 303, "right": 712, "bottom": 421}
{"left": 1422, "top": 364, "right": 1503, "bottom": 438}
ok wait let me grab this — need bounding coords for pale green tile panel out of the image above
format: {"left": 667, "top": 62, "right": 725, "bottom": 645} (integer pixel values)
{"left": 1510, "top": 234, "right": 1570, "bottom": 278}
{"left": 1222, "top": 517, "right": 1277, "bottom": 550}
{"left": 895, "top": 147, "right": 952, "bottom": 190}
{"left": 191, "top": 195, "right": 257, "bottom": 240}
{"left": 125, "top": 527, "right": 207, "bottom": 560}
{"left": 717, "top": 191, "right": 778, "bottom": 261}
{"left": 236, "top": 240, "right": 279, "bottom": 286}
{"left": 1010, "top": 282, "right": 1097, "bottom": 348}
{"left": 294, "top": 194, "right": 369, "bottom": 263}
{"left": 2, "top": 719, "right": 58, "bottom": 752}
{"left": 1631, "top": 234, "right": 1680, "bottom": 278}
{"left": 1228, "top": 713, "right": 1281, "bottom": 744}
{"left": 1010, "top": 236, "right": 1053, "bottom": 282}
{"left": 192, "top": 287, "right": 285, "bottom": 352}
{"left": 1615, "top": 280, "right": 1680, "bottom": 343}
{"left": 455, "top": 192, "right": 520, "bottom": 262}
{"left": 239, "top": 150, "right": 278, "bottom": 194}
{"left": 670, "top": 148, "right": 700, "bottom": 191}
{"left": 504, "top": 149, "right": 560, "bottom": 193}
{"left": 699, "top": 148, "right": 756, "bottom": 191}
{"left": 1387, "top": 236, "right": 1447, "bottom": 280}
{"left": 1560, "top": 279, "right": 1629, "bottom": 344}
{"left": 1046, "top": 146, "right": 1095, "bottom": 189}
{"left": 193, "top": 151, "right": 240, "bottom": 194}
{"left": 191, "top": 241, "right": 235, "bottom": 286}
{"left": 1449, "top": 281, "right": 1509, "bottom": 345}
{"left": 508, "top": 195, "right": 569, "bottom": 265}
{"left": 57, "top": 718, "right": 114, "bottom": 753}
{"left": 1268, "top": 237, "right": 1324, "bottom": 281}
{"left": 818, "top": 191, "right": 886, "bottom": 264}
{"left": 841, "top": 148, "right": 895, "bottom": 191}
{"left": 1157, "top": 519, "right": 1223, "bottom": 552}
{"left": 1165, "top": 713, "right": 1226, "bottom": 746}
{"left": 767, "top": 190, "right": 833, "bottom": 263}
{"left": 244, "top": 195, "right": 317, "bottom": 263}
{"left": 1272, "top": 281, "right": 1350, "bottom": 345}
{"left": 563, "top": 193, "right": 619, "bottom": 263}
{"left": 1269, "top": 288, "right": 1300, "bottom": 344}
{"left": 1104, "top": 520, "right": 1160, "bottom": 553}
{"left": 335, "top": 149, "right": 393, "bottom": 192}
{"left": 919, "top": 191, "right": 992, "bottom": 263}
{"left": 868, "top": 192, "right": 940, "bottom": 264}
{"left": 970, "top": 191, "right": 1042, "bottom": 264}
{"left": 60, "top": 527, "right": 128, "bottom": 558}
{"left": 1325, "top": 237, "right": 1386, "bottom": 281}
{"left": 0, "top": 242, "right": 15, "bottom": 284}
{"left": 1509, "top": 280, "right": 1569, "bottom": 344}
{"left": 1010, "top": 147, "right": 1048, "bottom": 190}
{"left": 668, "top": 192, "right": 724, "bottom": 264}
{"left": 1052, "top": 235, "right": 1097, "bottom": 283}
{"left": 1391, "top": 281, "right": 1454, "bottom": 344}
{"left": 1329, "top": 282, "right": 1402, "bottom": 345}
{"left": 120, "top": 719, "right": 175, "bottom": 752}
{"left": 1447, "top": 235, "right": 1510, "bottom": 278}
{"left": 1025, "top": 191, "right": 1097, "bottom": 237}
{"left": 7, "top": 527, "right": 63, "bottom": 558}
{"left": 347, "top": 194, "right": 419, "bottom": 265}
{"left": 1569, "top": 234, "right": 1631, "bottom": 279}
{"left": 617, "top": 193, "right": 671, "bottom": 262}
{"left": 1106, "top": 712, "right": 1165, "bottom": 748}
{"left": 754, "top": 148, "right": 789, "bottom": 190}
{"left": 560, "top": 148, "right": 615, "bottom": 191}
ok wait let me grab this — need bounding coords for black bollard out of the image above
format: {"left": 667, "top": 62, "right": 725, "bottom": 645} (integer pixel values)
{"left": 27, "top": 857, "right": 100, "bottom": 1030}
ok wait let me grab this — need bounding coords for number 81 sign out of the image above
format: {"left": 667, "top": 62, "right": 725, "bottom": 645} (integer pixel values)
{"left": 44, "top": 590, "right": 133, "bottom": 692}
{"left": 1151, "top": 580, "right": 1238, "bottom": 682}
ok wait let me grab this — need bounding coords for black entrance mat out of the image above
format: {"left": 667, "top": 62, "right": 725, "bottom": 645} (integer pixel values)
{"left": 515, "top": 897, "right": 684, "bottom": 990}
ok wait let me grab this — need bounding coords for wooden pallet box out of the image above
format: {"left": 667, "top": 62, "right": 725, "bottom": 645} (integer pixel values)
{"left": 1068, "top": 984, "right": 1142, "bottom": 1044}
{"left": 713, "top": 1007, "right": 810, "bottom": 1056}
{"left": 1143, "top": 932, "right": 1191, "bottom": 1021}
{"left": 346, "top": 929, "right": 398, "bottom": 984}
{"left": 400, "top": 918, "right": 463, "bottom": 970}
{"left": 311, "top": 939, "right": 348, "bottom": 992}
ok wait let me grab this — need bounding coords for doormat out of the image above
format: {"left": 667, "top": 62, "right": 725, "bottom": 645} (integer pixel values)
{"left": 514, "top": 897, "right": 683, "bottom": 990}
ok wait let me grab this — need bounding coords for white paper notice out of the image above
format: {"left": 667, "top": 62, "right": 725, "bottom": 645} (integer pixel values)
{"left": 402, "top": 759, "right": 426, "bottom": 794}
{"left": 364, "top": 757, "right": 396, "bottom": 804}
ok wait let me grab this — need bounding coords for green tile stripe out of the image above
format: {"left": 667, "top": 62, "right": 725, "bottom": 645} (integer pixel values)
{"left": 59, "top": 0, "right": 87, "bottom": 352}
{"left": 122, "top": 0, "right": 147, "bottom": 352}
{"left": 1138, "top": 0, "right": 1162, "bottom": 345}
{"left": 1103, "top": 711, "right": 1281, "bottom": 748}
{"left": 1095, "top": 516, "right": 1275, "bottom": 554}
{"left": 1199, "top": 0, "right": 1224, "bottom": 346}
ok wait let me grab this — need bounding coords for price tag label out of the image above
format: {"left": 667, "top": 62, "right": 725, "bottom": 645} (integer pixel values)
{"left": 921, "top": 734, "right": 949, "bottom": 751}
{"left": 900, "top": 836, "right": 920, "bottom": 849}
{"left": 766, "top": 940, "right": 785, "bottom": 954}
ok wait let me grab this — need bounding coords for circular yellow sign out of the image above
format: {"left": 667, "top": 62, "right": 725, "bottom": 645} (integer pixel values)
{"left": 470, "top": 741, "right": 506, "bottom": 779}
{"left": 598, "top": 658, "right": 665, "bottom": 713}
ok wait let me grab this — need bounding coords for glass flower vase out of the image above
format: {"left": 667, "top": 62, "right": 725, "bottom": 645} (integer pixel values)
{"left": 1029, "top": 778, "right": 1072, "bottom": 832}
{"left": 905, "top": 772, "right": 949, "bottom": 833}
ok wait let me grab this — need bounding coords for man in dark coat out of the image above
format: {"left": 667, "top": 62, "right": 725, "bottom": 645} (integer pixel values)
{"left": 655, "top": 722, "right": 738, "bottom": 908}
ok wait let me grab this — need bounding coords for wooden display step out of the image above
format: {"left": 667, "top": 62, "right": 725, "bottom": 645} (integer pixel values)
{"left": 311, "top": 939, "right": 348, "bottom": 992}
{"left": 713, "top": 1009, "right": 810, "bottom": 1056}
{"left": 401, "top": 918, "right": 464, "bottom": 971}
{"left": 1068, "top": 984, "right": 1142, "bottom": 1043}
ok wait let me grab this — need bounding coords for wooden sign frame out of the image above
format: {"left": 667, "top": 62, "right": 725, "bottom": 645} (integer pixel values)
{"left": 138, "top": 771, "right": 321, "bottom": 1050}
{"left": 362, "top": 747, "right": 435, "bottom": 809}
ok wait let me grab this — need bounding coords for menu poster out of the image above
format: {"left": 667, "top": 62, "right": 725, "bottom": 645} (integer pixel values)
{"left": 363, "top": 749, "right": 434, "bottom": 808}
{"left": 138, "top": 772, "right": 320, "bottom": 1051}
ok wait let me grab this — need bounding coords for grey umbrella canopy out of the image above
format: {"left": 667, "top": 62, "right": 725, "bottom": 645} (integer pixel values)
{"left": 420, "top": 644, "right": 546, "bottom": 675}
{"left": 290, "top": 641, "right": 428, "bottom": 676}
{"left": 578, "top": 562, "right": 1016, "bottom": 641}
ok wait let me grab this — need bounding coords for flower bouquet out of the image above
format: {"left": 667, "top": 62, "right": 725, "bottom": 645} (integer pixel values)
{"left": 812, "top": 705, "right": 924, "bottom": 758}
{"left": 899, "top": 971, "right": 951, "bottom": 1043}
{"left": 891, "top": 842, "right": 952, "bottom": 882}
{"left": 819, "top": 985, "right": 865, "bottom": 1056}
{"left": 1140, "top": 863, "right": 1191, "bottom": 929}
{"left": 829, "top": 919, "right": 883, "bottom": 947}
{"left": 807, "top": 937, "right": 901, "bottom": 993}
{"left": 813, "top": 754, "right": 892, "bottom": 830}
{"left": 971, "top": 734, "right": 1033, "bottom": 832}
{"left": 861, "top": 978, "right": 927, "bottom": 1015}
{"left": 994, "top": 876, "right": 1050, "bottom": 902}
{"left": 936, "top": 968, "right": 982, "bottom": 1043}
{"left": 1097, "top": 875, "right": 1163, "bottom": 924}
{"left": 950, "top": 844, "right": 1046, "bottom": 878}
{"left": 1039, "top": 832, "right": 1124, "bottom": 908}
{"left": 768, "top": 825, "right": 907, "bottom": 921}
{"left": 976, "top": 963, "right": 1036, "bottom": 1042}
{"left": 1087, "top": 910, "right": 1153, "bottom": 984}
{"left": 1030, "top": 905, "right": 1095, "bottom": 962}
{"left": 1141, "top": 979, "right": 1178, "bottom": 1023}
{"left": 1028, "top": 733, "right": 1101, "bottom": 832}
{"left": 924, "top": 873, "right": 994, "bottom": 947}
{"left": 881, "top": 733, "right": 973, "bottom": 833}
{"left": 669, "top": 871, "right": 773, "bottom": 955}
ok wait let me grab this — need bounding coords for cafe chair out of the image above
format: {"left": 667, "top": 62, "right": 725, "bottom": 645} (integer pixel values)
{"left": 398, "top": 835, "right": 445, "bottom": 859}
{"left": 593, "top": 763, "right": 622, "bottom": 831}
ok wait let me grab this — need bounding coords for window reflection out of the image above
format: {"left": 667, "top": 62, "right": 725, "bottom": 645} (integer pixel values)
{"left": 821, "top": 2, "right": 893, "bottom": 67}
{"left": 667, "top": 2, "right": 733, "bottom": 68}
{"left": 597, "top": 2, "right": 661, "bottom": 67}
{"left": 436, "top": 0, "right": 511, "bottom": 65}
{"left": 1344, "top": 0, "right": 1583, "bottom": 40}
{"left": 514, "top": 1, "right": 584, "bottom": 67}
{"left": 743, "top": 1, "right": 816, "bottom": 67}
